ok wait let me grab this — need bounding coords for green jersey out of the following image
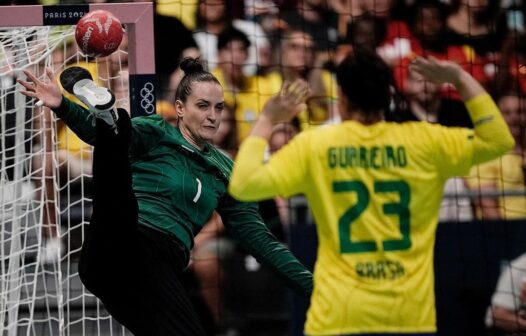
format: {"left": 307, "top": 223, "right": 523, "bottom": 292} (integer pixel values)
{"left": 54, "top": 97, "right": 313, "bottom": 297}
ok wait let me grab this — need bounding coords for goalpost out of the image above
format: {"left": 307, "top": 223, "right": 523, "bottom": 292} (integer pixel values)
{"left": 0, "top": 3, "right": 155, "bottom": 335}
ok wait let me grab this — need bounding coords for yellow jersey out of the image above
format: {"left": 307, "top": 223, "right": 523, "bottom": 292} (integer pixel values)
{"left": 238, "top": 121, "right": 474, "bottom": 334}
{"left": 467, "top": 153, "right": 526, "bottom": 219}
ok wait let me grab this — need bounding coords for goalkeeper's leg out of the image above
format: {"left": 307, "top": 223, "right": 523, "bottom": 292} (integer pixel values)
{"left": 77, "top": 105, "right": 206, "bottom": 335}
{"left": 77, "top": 107, "right": 151, "bottom": 333}
{"left": 63, "top": 66, "right": 137, "bottom": 298}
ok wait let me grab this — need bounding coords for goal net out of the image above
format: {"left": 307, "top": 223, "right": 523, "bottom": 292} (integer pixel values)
{"left": 0, "top": 3, "right": 155, "bottom": 335}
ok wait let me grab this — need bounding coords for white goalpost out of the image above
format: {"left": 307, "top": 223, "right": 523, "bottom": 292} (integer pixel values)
{"left": 0, "top": 3, "right": 155, "bottom": 335}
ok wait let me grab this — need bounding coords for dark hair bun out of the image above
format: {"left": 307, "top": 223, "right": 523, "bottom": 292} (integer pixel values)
{"left": 179, "top": 57, "right": 204, "bottom": 75}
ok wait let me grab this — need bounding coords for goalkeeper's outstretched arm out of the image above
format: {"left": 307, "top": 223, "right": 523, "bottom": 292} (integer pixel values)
{"left": 18, "top": 68, "right": 105, "bottom": 145}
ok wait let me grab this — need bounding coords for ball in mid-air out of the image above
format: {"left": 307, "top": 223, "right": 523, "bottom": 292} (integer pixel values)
{"left": 75, "top": 10, "right": 123, "bottom": 58}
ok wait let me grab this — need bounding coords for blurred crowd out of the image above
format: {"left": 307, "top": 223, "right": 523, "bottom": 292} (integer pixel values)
{"left": 15, "top": 0, "right": 524, "bottom": 222}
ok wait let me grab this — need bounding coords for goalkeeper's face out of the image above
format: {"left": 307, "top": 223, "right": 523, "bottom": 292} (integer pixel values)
{"left": 177, "top": 81, "right": 225, "bottom": 144}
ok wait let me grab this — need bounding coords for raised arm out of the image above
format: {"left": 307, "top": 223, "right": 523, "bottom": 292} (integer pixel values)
{"left": 18, "top": 68, "right": 97, "bottom": 145}
{"left": 409, "top": 56, "right": 515, "bottom": 164}
{"left": 18, "top": 68, "right": 62, "bottom": 109}
{"left": 229, "top": 80, "right": 309, "bottom": 201}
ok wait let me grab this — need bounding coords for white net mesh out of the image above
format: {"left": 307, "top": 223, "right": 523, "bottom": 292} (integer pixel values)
{"left": 0, "top": 24, "right": 130, "bottom": 336}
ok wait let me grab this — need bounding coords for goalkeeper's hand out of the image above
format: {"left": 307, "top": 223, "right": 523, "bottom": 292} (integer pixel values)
{"left": 18, "top": 68, "right": 63, "bottom": 109}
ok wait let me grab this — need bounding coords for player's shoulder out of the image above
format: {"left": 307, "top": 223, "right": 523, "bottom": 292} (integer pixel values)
{"left": 206, "top": 146, "right": 234, "bottom": 181}
{"left": 208, "top": 146, "right": 234, "bottom": 169}
{"left": 131, "top": 114, "right": 167, "bottom": 135}
{"left": 210, "top": 146, "right": 233, "bottom": 162}
{"left": 132, "top": 114, "right": 165, "bottom": 127}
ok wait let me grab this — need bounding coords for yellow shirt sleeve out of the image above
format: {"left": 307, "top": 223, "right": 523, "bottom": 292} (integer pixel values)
{"left": 229, "top": 131, "right": 310, "bottom": 201}
{"left": 466, "top": 94, "right": 515, "bottom": 165}
{"left": 428, "top": 124, "right": 475, "bottom": 178}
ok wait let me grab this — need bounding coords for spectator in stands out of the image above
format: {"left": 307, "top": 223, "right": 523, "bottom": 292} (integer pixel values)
{"left": 346, "top": 12, "right": 386, "bottom": 53}
{"left": 394, "top": 0, "right": 486, "bottom": 97}
{"left": 494, "top": 16, "right": 526, "bottom": 95}
{"left": 212, "top": 27, "right": 279, "bottom": 144}
{"left": 229, "top": 51, "right": 514, "bottom": 335}
{"left": 193, "top": 0, "right": 270, "bottom": 75}
{"left": 334, "top": 1, "right": 411, "bottom": 69}
{"left": 334, "top": 12, "right": 386, "bottom": 72}
{"left": 245, "top": 0, "right": 288, "bottom": 54}
{"left": 408, "top": 0, "right": 454, "bottom": 55}
{"left": 447, "top": 0, "right": 506, "bottom": 55}
{"left": 467, "top": 92, "right": 526, "bottom": 220}
{"left": 269, "top": 28, "right": 338, "bottom": 128}
{"left": 486, "top": 253, "right": 526, "bottom": 334}
{"left": 330, "top": 0, "right": 410, "bottom": 54}
{"left": 392, "top": 60, "right": 472, "bottom": 127}
{"left": 19, "top": 58, "right": 312, "bottom": 336}
{"left": 446, "top": 0, "right": 508, "bottom": 85}
{"left": 362, "top": 0, "right": 413, "bottom": 66}
{"left": 326, "top": 0, "right": 365, "bottom": 42}
{"left": 279, "top": 0, "right": 338, "bottom": 55}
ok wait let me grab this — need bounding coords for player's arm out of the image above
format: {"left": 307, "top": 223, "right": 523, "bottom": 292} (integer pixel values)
{"left": 229, "top": 80, "right": 309, "bottom": 201}
{"left": 217, "top": 195, "right": 313, "bottom": 297}
{"left": 51, "top": 96, "right": 98, "bottom": 145}
{"left": 18, "top": 68, "right": 97, "bottom": 145}
{"left": 410, "top": 57, "right": 515, "bottom": 164}
{"left": 128, "top": 116, "right": 166, "bottom": 158}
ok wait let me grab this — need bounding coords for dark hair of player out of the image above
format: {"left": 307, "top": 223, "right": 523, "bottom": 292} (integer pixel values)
{"left": 336, "top": 49, "right": 394, "bottom": 118}
{"left": 176, "top": 57, "right": 221, "bottom": 102}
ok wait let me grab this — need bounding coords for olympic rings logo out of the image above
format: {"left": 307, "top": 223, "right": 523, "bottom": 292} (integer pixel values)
{"left": 140, "top": 82, "right": 155, "bottom": 114}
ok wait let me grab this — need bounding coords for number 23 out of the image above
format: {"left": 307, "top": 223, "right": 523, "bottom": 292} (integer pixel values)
{"left": 333, "top": 180, "right": 411, "bottom": 254}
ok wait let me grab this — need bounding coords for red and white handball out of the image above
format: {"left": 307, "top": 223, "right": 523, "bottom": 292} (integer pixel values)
{"left": 75, "top": 10, "right": 123, "bottom": 58}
